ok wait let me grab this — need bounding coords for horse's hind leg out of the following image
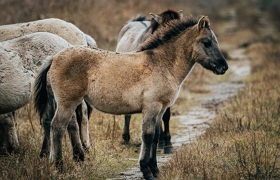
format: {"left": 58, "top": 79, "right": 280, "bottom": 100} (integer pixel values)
{"left": 67, "top": 112, "right": 84, "bottom": 161}
{"left": 162, "top": 107, "right": 172, "bottom": 154}
{"left": 0, "top": 112, "right": 19, "bottom": 154}
{"left": 122, "top": 115, "right": 131, "bottom": 144}
{"left": 40, "top": 99, "right": 56, "bottom": 158}
{"left": 50, "top": 104, "right": 83, "bottom": 171}
{"left": 40, "top": 119, "right": 51, "bottom": 158}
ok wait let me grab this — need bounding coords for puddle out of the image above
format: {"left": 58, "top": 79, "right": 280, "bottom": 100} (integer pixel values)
{"left": 109, "top": 48, "right": 251, "bottom": 180}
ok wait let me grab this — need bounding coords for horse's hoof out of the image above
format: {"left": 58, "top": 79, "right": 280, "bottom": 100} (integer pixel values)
{"left": 144, "top": 175, "right": 155, "bottom": 180}
{"left": 164, "top": 145, "right": 173, "bottom": 154}
{"left": 55, "top": 160, "right": 64, "bottom": 173}
{"left": 149, "top": 165, "right": 159, "bottom": 177}
{"left": 82, "top": 145, "right": 91, "bottom": 153}
{"left": 0, "top": 146, "right": 19, "bottom": 156}
{"left": 73, "top": 151, "right": 85, "bottom": 162}
{"left": 141, "top": 165, "right": 154, "bottom": 180}
{"left": 0, "top": 147, "right": 9, "bottom": 156}
{"left": 39, "top": 150, "right": 49, "bottom": 159}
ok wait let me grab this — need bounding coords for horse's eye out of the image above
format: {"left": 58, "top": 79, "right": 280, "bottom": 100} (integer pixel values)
{"left": 203, "top": 41, "right": 212, "bottom": 48}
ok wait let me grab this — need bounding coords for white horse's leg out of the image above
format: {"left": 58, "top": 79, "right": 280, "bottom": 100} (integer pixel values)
{"left": 139, "top": 103, "right": 162, "bottom": 180}
{"left": 67, "top": 112, "right": 85, "bottom": 161}
{"left": 0, "top": 112, "right": 19, "bottom": 154}
{"left": 50, "top": 105, "right": 80, "bottom": 171}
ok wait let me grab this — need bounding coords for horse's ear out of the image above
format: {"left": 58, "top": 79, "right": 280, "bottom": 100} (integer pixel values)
{"left": 197, "top": 16, "right": 210, "bottom": 31}
{"left": 150, "top": 13, "right": 163, "bottom": 24}
{"left": 178, "top": 10, "right": 183, "bottom": 18}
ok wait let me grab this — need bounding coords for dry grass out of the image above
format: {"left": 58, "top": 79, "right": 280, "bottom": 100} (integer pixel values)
{"left": 0, "top": 109, "right": 143, "bottom": 179}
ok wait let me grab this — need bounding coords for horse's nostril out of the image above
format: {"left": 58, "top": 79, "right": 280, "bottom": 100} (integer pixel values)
{"left": 210, "top": 62, "right": 216, "bottom": 68}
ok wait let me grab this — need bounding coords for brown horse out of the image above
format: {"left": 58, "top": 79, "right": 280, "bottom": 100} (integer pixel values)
{"left": 116, "top": 10, "right": 183, "bottom": 153}
{"left": 34, "top": 16, "right": 228, "bottom": 180}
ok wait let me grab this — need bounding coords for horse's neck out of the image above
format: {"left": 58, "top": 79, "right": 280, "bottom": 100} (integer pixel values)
{"left": 150, "top": 30, "right": 196, "bottom": 85}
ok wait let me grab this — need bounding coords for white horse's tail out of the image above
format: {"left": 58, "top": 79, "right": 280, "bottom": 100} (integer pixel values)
{"left": 34, "top": 57, "right": 53, "bottom": 120}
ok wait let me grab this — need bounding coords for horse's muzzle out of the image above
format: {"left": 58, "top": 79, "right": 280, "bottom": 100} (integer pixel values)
{"left": 210, "top": 61, "right": 228, "bottom": 75}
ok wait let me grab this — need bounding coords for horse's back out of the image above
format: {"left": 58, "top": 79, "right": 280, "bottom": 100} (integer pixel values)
{"left": 116, "top": 21, "right": 151, "bottom": 52}
{"left": 0, "top": 18, "right": 87, "bottom": 46}
{"left": 0, "top": 32, "right": 70, "bottom": 114}
{"left": 85, "top": 34, "right": 97, "bottom": 48}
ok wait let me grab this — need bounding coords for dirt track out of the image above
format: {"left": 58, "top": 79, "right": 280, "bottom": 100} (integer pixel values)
{"left": 107, "top": 48, "right": 251, "bottom": 180}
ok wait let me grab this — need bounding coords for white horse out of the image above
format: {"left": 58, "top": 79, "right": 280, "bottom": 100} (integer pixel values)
{"left": 0, "top": 32, "right": 68, "bottom": 154}
{"left": 0, "top": 32, "right": 91, "bottom": 157}
{"left": 116, "top": 10, "right": 183, "bottom": 153}
{"left": 0, "top": 18, "right": 97, "bottom": 48}
{"left": 0, "top": 18, "right": 97, "bottom": 156}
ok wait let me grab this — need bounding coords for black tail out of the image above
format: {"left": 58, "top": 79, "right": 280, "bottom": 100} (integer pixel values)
{"left": 34, "top": 57, "right": 52, "bottom": 120}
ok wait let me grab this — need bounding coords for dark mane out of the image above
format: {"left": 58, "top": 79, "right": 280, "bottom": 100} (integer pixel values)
{"left": 150, "top": 9, "right": 182, "bottom": 34}
{"left": 140, "top": 16, "right": 199, "bottom": 51}
{"left": 131, "top": 15, "right": 147, "bottom": 22}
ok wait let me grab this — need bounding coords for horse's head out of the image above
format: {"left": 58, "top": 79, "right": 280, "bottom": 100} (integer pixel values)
{"left": 150, "top": 10, "right": 183, "bottom": 25}
{"left": 192, "top": 16, "right": 228, "bottom": 75}
{"left": 149, "top": 10, "right": 183, "bottom": 34}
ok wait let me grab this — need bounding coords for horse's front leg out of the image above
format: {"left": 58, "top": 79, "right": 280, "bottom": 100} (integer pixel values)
{"left": 139, "top": 103, "right": 162, "bottom": 180}
{"left": 149, "top": 109, "right": 165, "bottom": 177}
{"left": 0, "top": 112, "right": 19, "bottom": 154}
{"left": 50, "top": 106, "right": 76, "bottom": 172}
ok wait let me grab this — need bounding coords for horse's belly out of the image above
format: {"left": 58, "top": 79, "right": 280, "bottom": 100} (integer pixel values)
{"left": 93, "top": 103, "right": 142, "bottom": 115}
{"left": 87, "top": 95, "right": 142, "bottom": 115}
{"left": 0, "top": 62, "right": 33, "bottom": 113}
{"left": 86, "top": 85, "right": 143, "bottom": 115}
{"left": 0, "top": 82, "right": 31, "bottom": 114}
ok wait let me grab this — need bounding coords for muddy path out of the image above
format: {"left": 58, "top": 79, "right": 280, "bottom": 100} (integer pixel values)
{"left": 108, "top": 48, "right": 251, "bottom": 180}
